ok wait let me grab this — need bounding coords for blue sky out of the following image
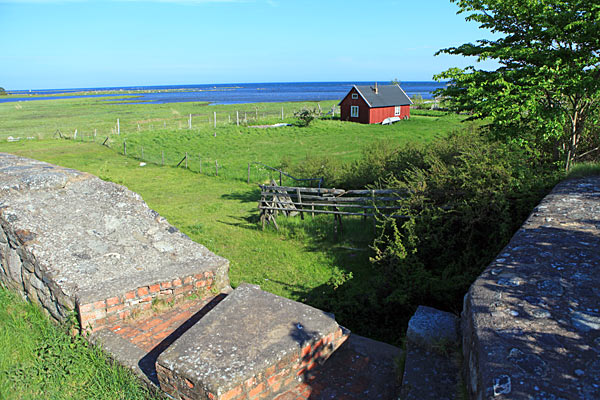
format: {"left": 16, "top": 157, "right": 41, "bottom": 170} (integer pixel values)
{"left": 0, "top": 0, "right": 498, "bottom": 89}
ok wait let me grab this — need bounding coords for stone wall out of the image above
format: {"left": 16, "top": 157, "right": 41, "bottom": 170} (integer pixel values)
{"left": 0, "top": 153, "right": 230, "bottom": 332}
{"left": 462, "top": 176, "right": 600, "bottom": 399}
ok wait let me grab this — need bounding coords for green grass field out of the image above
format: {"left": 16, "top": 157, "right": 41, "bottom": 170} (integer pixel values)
{"left": 0, "top": 96, "right": 474, "bottom": 398}
{"left": 0, "top": 96, "right": 340, "bottom": 140}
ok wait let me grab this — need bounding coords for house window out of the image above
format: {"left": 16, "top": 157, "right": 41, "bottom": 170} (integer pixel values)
{"left": 352, "top": 93, "right": 358, "bottom": 99}
{"left": 395, "top": 106, "right": 401, "bottom": 116}
{"left": 351, "top": 106, "right": 359, "bottom": 117}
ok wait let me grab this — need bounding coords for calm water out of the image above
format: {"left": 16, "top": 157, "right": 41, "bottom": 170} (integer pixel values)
{"left": 2, "top": 81, "right": 446, "bottom": 105}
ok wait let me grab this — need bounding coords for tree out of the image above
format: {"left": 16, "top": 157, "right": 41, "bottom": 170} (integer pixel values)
{"left": 0, "top": 87, "right": 6, "bottom": 96}
{"left": 435, "top": 0, "right": 600, "bottom": 169}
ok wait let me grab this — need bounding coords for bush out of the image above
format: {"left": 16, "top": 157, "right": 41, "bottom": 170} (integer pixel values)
{"left": 370, "top": 132, "right": 558, "bottom": 321}
{"left": 293, "top": 107, "right": 319, "bottom": 127}
{"left": 298, "top": 131, "right": 558, "bottom": 343}
{"left": 288, "top": 154, "right": 343, "bottom": 187}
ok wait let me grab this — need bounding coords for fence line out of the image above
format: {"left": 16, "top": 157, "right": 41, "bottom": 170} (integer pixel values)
{"left": 85, "top": 105, "right": 341, "bottom": 133}
{"left": 63, "top": 133, "right": 325, "bottom": 185}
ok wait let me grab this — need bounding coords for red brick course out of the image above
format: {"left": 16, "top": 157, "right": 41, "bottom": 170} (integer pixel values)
{"left": 156, "top": 326, "right": 349, "bottom": 400}
{"left": 105, "top": 293, "right": 224, "bottom": 356}
{"left": 77, "top": 271, "right": 216, "bottom": 333}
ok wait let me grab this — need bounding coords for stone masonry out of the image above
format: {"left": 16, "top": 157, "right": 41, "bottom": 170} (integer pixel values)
{"left": 462, "top": 176, "right": 600, "bottom": 399}
{"left": 0, "top": 153, "right": 230, "bottom": 332}
{"left": 156, "top": 283, "right": 349, "bottom": 400}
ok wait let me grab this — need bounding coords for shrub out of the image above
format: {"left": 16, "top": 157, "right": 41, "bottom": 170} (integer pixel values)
{"left": 300, "top": 131, "right": 558, "bottom": 343}
{"left": 370, "top": 132, "right": 558, "bottom": 321}
{"left": 293, "top": 107, "right": 319, "bottom": 127}
{"left": 288, "top": 154, "right": 343, "bottom": 187}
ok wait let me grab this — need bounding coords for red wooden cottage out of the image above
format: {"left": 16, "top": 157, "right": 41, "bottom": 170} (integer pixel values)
{"left": 339, "top": 83, "right": 412, "bottom": 124}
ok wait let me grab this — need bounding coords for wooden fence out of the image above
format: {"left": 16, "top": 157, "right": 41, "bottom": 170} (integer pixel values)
{"left": 258, "top": 183, "right": 407, "bottom": 235}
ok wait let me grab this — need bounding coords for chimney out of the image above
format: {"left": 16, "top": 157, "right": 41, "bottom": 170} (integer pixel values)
{"left": 374, "top": 82, "right": 378, "bottom": 94}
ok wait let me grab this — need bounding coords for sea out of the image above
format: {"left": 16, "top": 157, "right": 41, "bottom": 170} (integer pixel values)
{"left": 2, "top": 81, "right": 446, "bottom": 105}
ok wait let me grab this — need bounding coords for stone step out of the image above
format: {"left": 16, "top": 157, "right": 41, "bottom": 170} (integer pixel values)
{"left": 155, "top": 283, "right": 349, "bottom": 400}
{"left": 400, "top": 306, "right": 461, "bottom": 400}
{"left": 91, "top": 293, "right": 229, "bottom": 387}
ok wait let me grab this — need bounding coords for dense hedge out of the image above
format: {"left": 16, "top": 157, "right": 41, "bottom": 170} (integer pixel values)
{"left": 294, "top": 131, "right": 559, "bottom": 343}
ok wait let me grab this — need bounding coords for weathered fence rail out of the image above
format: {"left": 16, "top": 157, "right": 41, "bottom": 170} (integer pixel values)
{"left": 258, "top": 184, "right": 407, "bottom": 234}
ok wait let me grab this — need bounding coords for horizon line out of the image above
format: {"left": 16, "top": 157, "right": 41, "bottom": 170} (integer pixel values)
{"left": 6, "top": 80, "right": 445, "bottom": 92}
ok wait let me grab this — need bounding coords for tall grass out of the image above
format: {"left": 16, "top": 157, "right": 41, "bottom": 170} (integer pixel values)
{"left": 566, "top": 161, "right": 600, "bottom": 179}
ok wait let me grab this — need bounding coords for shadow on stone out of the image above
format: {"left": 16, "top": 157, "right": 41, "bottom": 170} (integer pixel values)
{"left": 138, "top": 294, "right": 227, "bottom": 385}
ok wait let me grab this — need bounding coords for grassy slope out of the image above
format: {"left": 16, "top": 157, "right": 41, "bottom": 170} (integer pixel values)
{"left": 109, "top": 112, "right": 464, "bottom": 183}
{"left": 0, "top": 288, "right": 159, "bottom": 400}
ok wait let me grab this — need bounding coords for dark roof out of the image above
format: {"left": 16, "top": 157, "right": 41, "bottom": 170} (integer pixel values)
{"left": 341, "top": 84, "right": 413, "bottom": 108}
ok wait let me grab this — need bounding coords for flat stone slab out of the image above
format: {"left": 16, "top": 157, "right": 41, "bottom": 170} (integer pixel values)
{"left": 462, "top": 176, "right": 600, "bottom": 399}
{"left": 0, "top": 153, "right": 229, "bottom": 330}
{"left": 406, "top": 305, "right": 459, "bottom": 351}
{"left": 156, "top": 283, "right": 348, "bottom": 400}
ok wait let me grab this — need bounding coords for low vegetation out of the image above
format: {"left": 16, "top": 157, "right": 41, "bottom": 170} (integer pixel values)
{"left": 0, "top": 287, "right": 159, "bottom": 400}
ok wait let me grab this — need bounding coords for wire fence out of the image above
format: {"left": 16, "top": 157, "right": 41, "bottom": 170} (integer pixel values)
{"left": 104, "top": 105, "right": 340, "bottom": 134}
{"left": 66, "top": 133, "right": 324, "bottom": 186}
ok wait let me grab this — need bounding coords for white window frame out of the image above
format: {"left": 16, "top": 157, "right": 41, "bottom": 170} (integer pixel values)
{"left": 352, "top": 93, "right": 358, "bottom": 99}
{"left": 395, "top": 106, "right": 401, "bottom": 116}
{"left": 350, "top": 106, "right": 359, "bottom": 118}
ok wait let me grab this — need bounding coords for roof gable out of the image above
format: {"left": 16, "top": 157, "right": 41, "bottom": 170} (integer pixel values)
{"left": 352, "top": 84, "right": 413, "bottom": 108}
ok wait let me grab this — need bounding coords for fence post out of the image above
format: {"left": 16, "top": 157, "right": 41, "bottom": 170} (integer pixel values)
{"left": 215, "top": 160, "right": 218, "bottom": 176}
{"left": 161, "top": 150, "right": 164, "bottom": 166}
{"left": 117, "top": 119, "right": 120, "bottom": 135}
{"left": 297, "top": 188, "right": 304, "bottom": 220}
{"left": 199, "top": 156, "right": 202, "bottom": 174}
{"left": 123, "top": 141, "right": 127, "bottom": 156}
{"left": 236, "top": 111, "right": 239, "bottom": 126}
{"left": 185, "top": 152, "right": 188, "bottom": 169}
{"left": 74, "top": 129, "right": 77, "bottom": 140}
{"left": 141, "top": 146, "right": 144, "bottom": 160}
{"left": 281, "top": 106, "right": 284, "bottom": 120}
{"left": 279, "top": 170, "right": 282, "bottom": 186}
{"left": 189, "top": 114, "right": 192, "bottom": 129}
{"left": 247, "top": 163, "right": 250, "bottom": 184}
{"left": 214, "top": 112, "right": 216, "bottom": 129}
